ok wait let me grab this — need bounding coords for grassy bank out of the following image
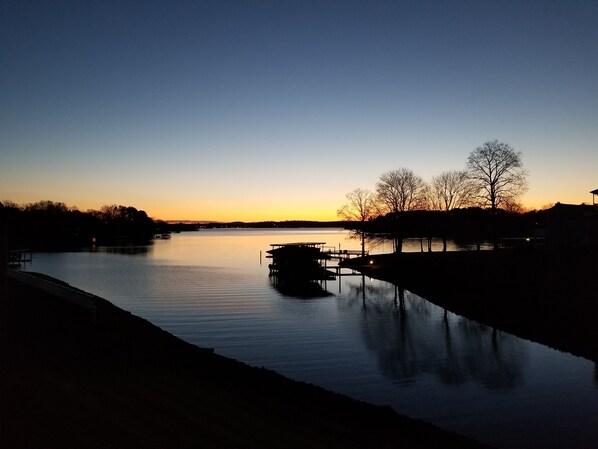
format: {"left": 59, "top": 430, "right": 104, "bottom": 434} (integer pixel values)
{"left": 0, "top": 273, "right": 491, "bottom": 449}
{"left": 342, "top": 248, "right": 598, "bottom": 363}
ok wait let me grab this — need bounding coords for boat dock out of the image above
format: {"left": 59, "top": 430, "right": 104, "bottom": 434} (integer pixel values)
{"left": 321, "top": 264, "right": 365, "bottom": 277}
{"left": 266, "top": 242, "right": 365, "bottom": 279}
{"left": 8, "top": 249, "right": 32, "bottom": 267}
{"left": 322, "top": 246, "right": 368, "bottom": 260}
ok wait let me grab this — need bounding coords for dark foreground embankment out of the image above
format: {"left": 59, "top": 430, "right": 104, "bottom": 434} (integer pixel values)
{"left": 0, "top": 272, "right": 491, "bottom": 449}
{"left": 343, "top": 248, "right": 598, "bottom": 362}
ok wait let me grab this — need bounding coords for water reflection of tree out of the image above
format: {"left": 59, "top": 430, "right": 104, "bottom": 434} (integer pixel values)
{"left": 340, "top": 278, "right": 527, "bottom": 390}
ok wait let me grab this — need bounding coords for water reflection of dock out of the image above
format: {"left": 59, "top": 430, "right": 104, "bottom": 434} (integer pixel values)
{"left": 321, "top": 264, "right": 366, "bottom": 277}
{"left": 323, "top": 247, "right": 368, "bottom": 260}
{"left": 266, "top": 242, "right": 364, "bottom": 298}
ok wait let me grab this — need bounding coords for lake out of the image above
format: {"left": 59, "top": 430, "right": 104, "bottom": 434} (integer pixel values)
{"left": 22, "top": 228, "right": 598, "bottom": 449}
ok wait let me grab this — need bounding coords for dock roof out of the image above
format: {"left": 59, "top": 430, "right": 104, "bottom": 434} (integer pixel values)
{"left": 269, "top": 242, "right": 326, "bottom": 248}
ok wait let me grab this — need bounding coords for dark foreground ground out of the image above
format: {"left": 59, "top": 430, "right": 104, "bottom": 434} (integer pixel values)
{"left": 0, "top": 274, "right": 491, "bottom": 449}
{"left": 343, "top": 247, "right": 598, "bottom": 363}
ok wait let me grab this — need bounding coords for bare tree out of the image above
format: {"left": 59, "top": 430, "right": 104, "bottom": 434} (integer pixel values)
{"left": 428, "top": 170, "right": 476, "bottom": 252}
{"left": 376, "top": 168, "right": 426, "bottom": 252}
{"left": 429, "top": 170, "right": 476, "bottom": 212}
{"left": 376, "top": 168, "right": 427, "bottom": 214}
{"left": 466, "top": 140, "right": 528, "bottom": 213}
{"left": 503, "top": 200, "right": 525, "bottom": 214}
{"left": 337, "top": 188, "right": 377, "bottom": 257}
{"left": 467, "top": 140, "right": 528, "bottom": 249}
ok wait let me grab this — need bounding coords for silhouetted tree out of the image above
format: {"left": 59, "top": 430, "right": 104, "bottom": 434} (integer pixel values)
{"left": 94, "top": 204, "right": 155, "bottom": 243}
{"left": 0, "top": 201, "right": 157, "bottom": 249}
{"left": 467, "top": 140, "right": 528, "bottom": 213}
{"left": 337, "top": 188, "right": 377, "bottom": 257}
{"left": 428, "top": 170, "right": 477, "bottom": 251}
{"left": 467, "top": 140, "right": 528, "bottom": 249}
{"left": 429, "top": 170, "right": 476, "bottom": 212}
{"left": 376, "top": 168, "right": 427, "bottom": 213}
{"left": 376, "top": 168, "right": 426, "bottom": 252}
{"left": 13, "top": 201, "right": 93, "bottom": 248}
{"left": 502, "top": 200, "right": 526, "bottom": 214}
{"left": 24, "top": 200, "right": 70, "bottom": 214}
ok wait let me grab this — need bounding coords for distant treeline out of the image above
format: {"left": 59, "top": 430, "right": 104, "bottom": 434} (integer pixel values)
{"left": 351, "top": 207, "right": 551, "bottom": 246}
{"left": 166, "top": 211, "right": 550, "bottom": 247}
{"left": 0, "top": 199, "right": 558, "bottom": 251}
{"left": 0, "top": 201, "right": 350, "bottom": 250}
{"left": 1, "top": 201, "right": 163, "bottom": 250}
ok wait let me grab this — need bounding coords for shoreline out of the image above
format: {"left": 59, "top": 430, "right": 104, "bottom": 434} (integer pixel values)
{"left": 0, "top": 271, "right": 492, "bottom": 449}
{"left": 342, "top": 248, "right": 598, "bottom": 363}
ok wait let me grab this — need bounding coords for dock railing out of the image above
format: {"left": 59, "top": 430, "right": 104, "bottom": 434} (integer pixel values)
{"left": 9, "top": 249, "right": 33, "bottom": 267}
{"left": 323, "top": 247, "right": 368, "bottom": 260}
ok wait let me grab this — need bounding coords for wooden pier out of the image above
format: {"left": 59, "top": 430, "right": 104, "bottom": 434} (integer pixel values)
{"left": 8, "top": 249, "right": 32, "bottom": 267}
{"left": 321, "top": 264, "right": 365, "bottom": 277}
{"left": 266, "top": 242, "right": 365, "bottom": 279}
{"left": 322, "top": 247, "right": 368, "bottom": 260}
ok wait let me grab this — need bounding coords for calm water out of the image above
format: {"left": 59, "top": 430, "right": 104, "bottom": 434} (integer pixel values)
{"left": 23, "top": 229, "right": 598, "bottom": 449}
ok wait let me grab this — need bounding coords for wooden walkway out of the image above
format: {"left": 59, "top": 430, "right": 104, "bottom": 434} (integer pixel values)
{"left": 8, "top": 249, "right": 32, "bottom": 266}
{"left": 322, "top": 247, "right": 368, "bottom": 260}
{"left": 322, "top": 248, "right": 369, "bottom": 275}
{"left": 323, "top": 265, "right": 365, "bottom": 277}
{"left": 265, "top": 242, "right": 368, "bottom": 279}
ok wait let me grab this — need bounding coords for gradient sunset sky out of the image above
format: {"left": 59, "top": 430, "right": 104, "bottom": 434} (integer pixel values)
{"left": 2, "top": 0, "right": 596, "bottom": 221}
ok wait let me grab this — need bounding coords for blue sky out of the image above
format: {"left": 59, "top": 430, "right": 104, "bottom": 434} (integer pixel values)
{"left": 1, "top": 0, "right": 597, "bottom": 220}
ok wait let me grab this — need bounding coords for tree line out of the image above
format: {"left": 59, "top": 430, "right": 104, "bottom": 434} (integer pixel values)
{"left": 338, "top": 140, "right": 530, "bottom": 254}
{"left": 0, "top": 201, "right": 163, "bottom": 250}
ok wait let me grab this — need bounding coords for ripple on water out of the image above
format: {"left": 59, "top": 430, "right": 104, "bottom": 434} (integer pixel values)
{"left": 23, "top": 232, "right": 598, "bottom": 449}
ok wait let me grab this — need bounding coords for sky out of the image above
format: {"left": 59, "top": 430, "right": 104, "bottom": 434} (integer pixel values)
{"left": 1, "top": 0, "right": 597, "bottom": 221}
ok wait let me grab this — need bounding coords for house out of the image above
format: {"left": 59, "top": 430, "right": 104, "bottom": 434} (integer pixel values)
{"left": 539, "top": 202, "right": 598, "bottom": 248}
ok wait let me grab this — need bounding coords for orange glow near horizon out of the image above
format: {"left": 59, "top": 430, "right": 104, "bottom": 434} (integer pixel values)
{"left": 133, "top": 195, "right": 598, "bottom": 222}
{"left": 4, "top": 190, "right": 596, "bottom": 224}
{"left": 0, "top": 195, "right": 341, "bottom": 223}
{"left": 145, "top": 200, "right": 341, "bottom": 223}
{"left": 2, "top": 2, "right": 597, "bottom": 227}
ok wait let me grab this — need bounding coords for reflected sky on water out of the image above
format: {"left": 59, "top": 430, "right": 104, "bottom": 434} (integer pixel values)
{"left": 23, "top": 229, "right": 598, "bottom": 449}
